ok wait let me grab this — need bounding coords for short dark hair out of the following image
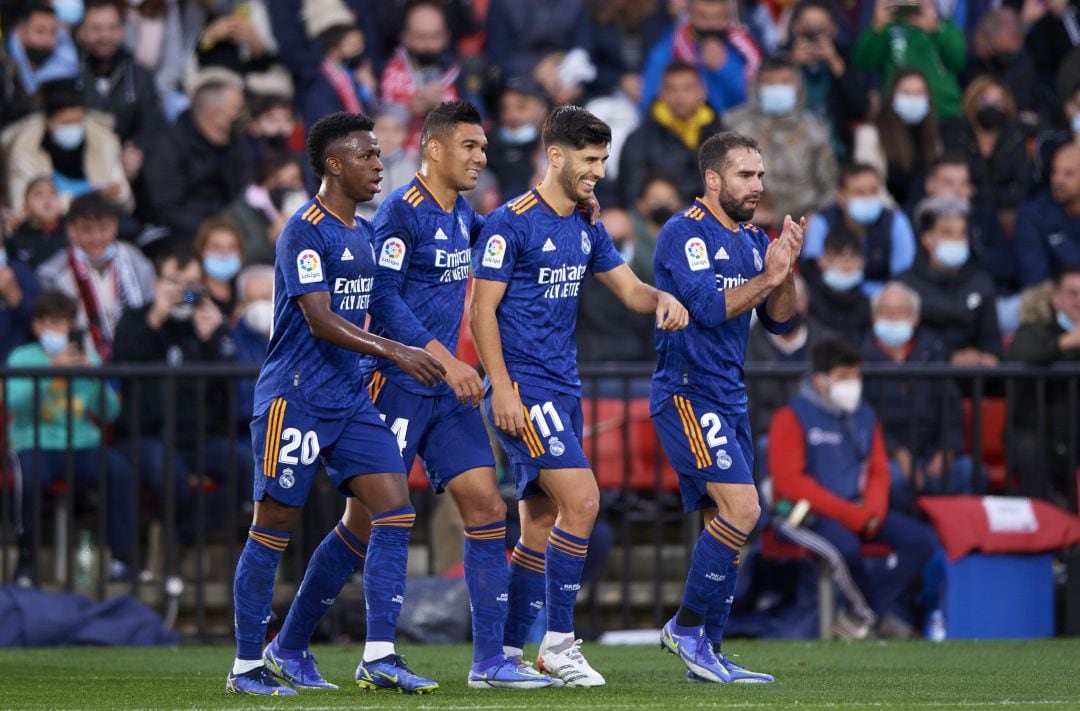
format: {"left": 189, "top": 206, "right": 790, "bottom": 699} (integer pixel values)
{"left": 41, "top": 78, "right": 83, "bottom": 117}
{"left": 927, "top": 151, "right": 969, "bottom": 178}
{"left": 811, "top": 338, "right": 862, "bottom": 374}
{"left": 306, "top": 111, "right": 375, "bottom": 178}
{"left": 662, "top": 60, "right": 699, "bottom": 79}
{"left": 20, "top": 2, "right": 56, "bottom": 22}
{"left": 838, "top": 162, "right": 879, "bottom": 188}
{"left": 757, "top": 53, "right": 796, "bottom": 77}
{"left": 248, "top": 92, "right": 294, "bottom": 120}
{"left": 84, "top": 0, "right": 126, "bottom": 20}
{"left": 637, "top": 171, "right": 681, "bottom": 200}
{"left": 697, "top": 131, "right": 760, "bottom": 181}
{"left": 66, "top": 192, "right": 117, "bottom": 223}
{"left": 419, "top": 100, "right": 482, "bottom": 153}
{"left": 823, "top": 229, "right": 862, "bottom": 257}
{"left": 316, "top": 24, "right": 357, "bottom": 54}
{"left": 541, "top": 105, "right": 611, "bottom": 151}
{"left": 255, "top": 149, "right": 301, "bottom": 185}
{"left": 33, "top": 290, "right": 78, "bottom": 322}
{"left": 154, "top": 241, "right": 198, "bottom": 275}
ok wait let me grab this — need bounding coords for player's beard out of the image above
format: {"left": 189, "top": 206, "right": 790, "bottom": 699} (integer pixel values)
{"left": 719, "top": 181, "right": 757, "bottom": 223}
{"left": 558, "top": 162, "right": 590, "bottom": 203}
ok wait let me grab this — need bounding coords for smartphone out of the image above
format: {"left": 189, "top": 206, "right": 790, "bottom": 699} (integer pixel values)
{"left": 69, "top": 328, "right": 86, "bottom": 352}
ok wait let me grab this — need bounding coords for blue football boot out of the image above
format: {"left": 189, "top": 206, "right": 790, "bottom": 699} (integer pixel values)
{"left": 263, "top": 637, "right": 338, "bottom": 690}
{"left": 660, "top": 617, "right": 731, "bottom": 684}
{"left": 355, "top": 654, "right": 439, "bottom": 694}
{"left": 225, "top": 666, "right": 297, "bottom": 696}
{"left": 468, "top": 654, "right": 556, "bottom": 689}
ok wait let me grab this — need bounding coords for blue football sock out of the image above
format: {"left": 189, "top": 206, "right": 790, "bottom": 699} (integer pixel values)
{"left": 463, "top": 520, "right": 509, "bottom": 663}
{"left": 277, "top": 521, "right": 366, "bottom": 653}
{"left": 233, "top": 526, "right": 290, "bottom": 660}
{"left": 504, "top": 541, "right": 546, "bottom": 650}
{"left": 705, "top": 554, "right": 740, "bottom": 652}
{"left": 364, "top": 506, "right": 415, "bottom": 643}
{"left": 679, "top": 516, "right": 746, "bottom": 621}
{"left": 545, "top": 527, "right": 589, "bottom": 634}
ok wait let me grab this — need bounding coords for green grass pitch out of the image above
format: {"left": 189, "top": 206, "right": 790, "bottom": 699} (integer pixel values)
{"left": 2, "top": 640, "right": 1079, "bottom": 709}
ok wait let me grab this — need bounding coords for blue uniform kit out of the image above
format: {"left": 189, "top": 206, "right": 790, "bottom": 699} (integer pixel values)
{"left": 365, "top": 176, "right": 496, "bottom": 491}
{"left": 471, "top": 189, "right": 624, "bottom": 497}
{"left": 251, "top": 197, "right": 405, "bottom": 506}
{"left": 650, "top": 199, "right": 790, "bottom": 511}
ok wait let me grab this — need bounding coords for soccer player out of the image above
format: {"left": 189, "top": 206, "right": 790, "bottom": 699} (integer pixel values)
{"left": 225, "top": 112, "right": 445, "bottom": 696}
{"left": 265, "top": 101, "right": 555, "bottom": 690}
{"left": 470, "top": 105, "right": 689, "bottom": 687}
{"left": 651, "top": 131, "right": 803, "bottom": 683}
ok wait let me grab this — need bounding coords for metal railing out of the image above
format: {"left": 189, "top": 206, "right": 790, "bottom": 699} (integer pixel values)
{"left": 1, "top": 361, "right": 1077, "bottom": 636}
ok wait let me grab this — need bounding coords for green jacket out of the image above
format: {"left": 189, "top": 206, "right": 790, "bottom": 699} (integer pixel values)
{"left": 5, "top": 343, "right": 120, "bottom": 452}
{"left": 852, "top": 20, "right": 966, "bottom": 119}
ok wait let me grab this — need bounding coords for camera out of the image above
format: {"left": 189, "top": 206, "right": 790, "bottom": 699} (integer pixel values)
{"left": 798, "top": 29, "right": 824, "bottom": 43}
{"left": 891, "top": 0, "right": 922, "bottom": 17}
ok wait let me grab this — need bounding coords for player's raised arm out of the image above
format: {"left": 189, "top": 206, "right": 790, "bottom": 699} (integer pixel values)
{"left": 468, "top": 277, "right": 525, "bottom": 435}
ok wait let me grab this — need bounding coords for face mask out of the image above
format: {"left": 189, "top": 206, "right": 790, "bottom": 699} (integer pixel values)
{"left": 40, "top": 329, "right": 69, "bottom": 356}
{"left": 500, "top": 123, "right": 538, "bottom": 145}
{"left": 53, "top": 0, "right": 84, "bottom": 25}
{"left": 694, "top": 27, "right": 726, "bottom": 41}
{"left": 759, "top": 84, "right": 797, "bottom": 116}
{"left": 244, "top": 299, "right": 274, "bottom": 336}
{"left": 203, "top": 254, "right": 241, "bottom": 281}
{"left": 648, "top": 206, "right": 676, "bottom": 225}
{"left": 616, "top": 240, "right": 635, "bottom": 262}
{"left": 1071, "top": 114, "right": 1080, "bottom": 135}
{"left": 822, "top": 267, "right": 864, "bottom": 292}
{"left": 262, "top": 134, "right": 289, "bottom": 151}
{"left": 1057, "top": 310, "right": 1076, "bottom": 333}
{"left": 344, "top": 54, "right": 364, "bottom": 70}
{"left": 846, "top": 196, "right": 883, "bottom": 225}
{"left": 828, "top": 378, "right": 862, "bottom": 414}
{"left": 76, "top": 242, "right": 117, "bottom": 267}
{"left": 24, "top": 45, "right": 52, "bottom": 65}
{"left": 0, "top": 251, "right": 7, "bottom": 268}
{"left": 51, "top": 123, "right": 85, "bottom": 150}
{"left": 411, "top": 50, "right": 441, "bottom": 66}
{"left": 874, "top": 319, "right": 914, "bottom": 347}
{"left": 268, "top": 187, "right": 289, "bottom": 210}
{"left": 934, "top": 240, "right": 969, "bottom": 268}
{"left": 893, "top": 94, "right": 929, "bottom": 125}
{"left": 975, "top": 106, "right": 1007, "bottom": 131}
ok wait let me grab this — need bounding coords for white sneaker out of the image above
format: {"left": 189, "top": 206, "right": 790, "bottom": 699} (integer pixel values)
{"left": 537, "top": 639, "right": 606, "bottom": 687}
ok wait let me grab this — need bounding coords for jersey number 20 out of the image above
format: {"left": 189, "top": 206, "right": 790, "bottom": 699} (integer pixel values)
{"left": 279, "top": 428, "right": 321, "bottom": 465}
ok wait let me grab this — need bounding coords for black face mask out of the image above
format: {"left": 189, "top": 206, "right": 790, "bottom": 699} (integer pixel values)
{"left": 648, "top": 206, "right": 676, "bottom": 225}
{"left": 693, "top": 27, "right": 726, "bottom": 41}
{"left": 268, "top": 187, "right": 289, "bottom": 210}
{"left": 410, "top": 50, "right": 442, "bottom": 66}
{"left": 24, "top": 45, "right": 53, "bottom": 65}
{"left": 344, "top": 54, "right": 364, "bottom": 70}
{"left": 975, "top": 106, "right": 1007, "bottom": 131}
{"left": 262, "top": 134, "right": 289, "bottom": 151}
{"left": 991, "top": 51, "right": 1018, "bottom": 70}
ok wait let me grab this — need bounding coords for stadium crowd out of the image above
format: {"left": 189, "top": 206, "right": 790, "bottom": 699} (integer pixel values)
{"left": 1, "top": 0, "right": 1079, "bottom": 637}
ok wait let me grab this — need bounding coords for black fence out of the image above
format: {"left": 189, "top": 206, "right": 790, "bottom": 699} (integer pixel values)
{"left": 1, "top": 361, "right": 1077, "bottom": 638}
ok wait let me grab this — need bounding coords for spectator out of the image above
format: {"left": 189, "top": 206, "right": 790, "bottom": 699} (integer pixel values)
{"left": 182, "top": 0, "right": 278, "bottom": 78}
{"left": 6, "top": 177, "right": 67, "bottom": 268}
{"left": 803, "top": 163, "right": 917, "bottom": 296}
{"left": 1007, "top": 267, "right": 1080, "bottom": 504}
{"left": 6, "top": 290, "right": 133, "bottom": 584}
{"left": 121, "top": 0, "right": 185, "bottom": 114}
{"left": 785, "top": 0, "right": 869, "bottom": 160}
{"left": 0, "top": 40, "right": 36, "bottom": 126}
{"left": 36, "top": 192, "right": 153, "bottom": 360}
{"left": 917, "top": 153, "right": 1019, "bottom": 333}
{"left": 485, "top": 75, "right": 548, "bottom": 202}
{"left": 852, "top": 0, "right": 966, "bottom": 120}
{"left": 4, "top": 3, "right": 78, "bottom": 96}
{"left": 193, "top": 217, "right": 244, "bottom": 319}
{"left": 1015, "top": 144, "right": 1080, "bottom": 287}
{"left": 5, "top": 78, "right": 133, "bottom": 214}
{"left": 769, "top": 338, "right": 940, "bottom": 640}
{"left": 746, "top": 273, "right": 834, "bottom": 443}
{"left": 112, "top": 243, "right": 252, "bottom": 534}
{"left": 1032, "top": 80, "right": 1080, "bottom": 190}
{"left": 577, "top": 208, "right": 654, "bottom": 361}
{"left": 221, "top": 151, "right": 307, "bottom": 266}
{"left": 73, "top": 0, "right": 164, "bottom": 180}
{"left": 486, "top": 0, "right": 596, "bottom": 101}
{"left": 240, "top": 92, "right": 314, "bottom": 191}
{"left": 942, "top": 76, "right": 1029, "bottom": 224}
{"left": 640, "top": 0, "right": 761, "bottom": 115}
{"left": 861, "top": 281, "right": 978, "bottom": 511}
{"left": 802, "top": 230, "right": 873, "bottom": 343}
{"left": 853, "top": 68, "right": 942, "bottom": 207}
{"left": 360, "top": 103, "right": 419, "bottom": 218}
{"left": 963, "top": 8, "right": 1043, "bottom": 129}
{"left": 627, "top": 174, "right": 682, "bottom": 285}
{"left": 1023, "top": 0, "right": 1080, "bottom": 88}
{"left": 296, "top": 5, "right": 377, "bottom": 130}
{"left": 723, "top": 54, "right": 837, "bottom": 230}
{"left": 587, "top": 0, "right": 668, "bottom": 97}
{"left": 380, "top": 0, "right": 461, "bottom": 152}
{"left": 231, "top": 263, "right": 273, "bottom": 431}
{"left": 0, "top": 231, "right": 40, "bottom": 361}
{"left": 619, "top": 61, "right": 724, "bottom": 206}
{"left": 899, "top": 196, "right": 1001, "bottom": 364}
{"left": 142, "top": 77, "right": 249, "bottom": 242}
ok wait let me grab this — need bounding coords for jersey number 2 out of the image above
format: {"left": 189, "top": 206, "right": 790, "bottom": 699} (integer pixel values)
{"left": 699, "top": 412, "right": 729, "bottom": 448}
{"left": 279, "top": 428, "right": 321, "bottom": 465}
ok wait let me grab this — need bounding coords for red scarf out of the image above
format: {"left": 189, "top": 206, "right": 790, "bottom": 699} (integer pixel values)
{"left": 320, "top": 58, "right": 364, "bottom": 114}
{"left": 672, "top": 16, "right": 761, "bottom": 85}
{"left": 67, "top": 246, "right": 144, "bottom": 361}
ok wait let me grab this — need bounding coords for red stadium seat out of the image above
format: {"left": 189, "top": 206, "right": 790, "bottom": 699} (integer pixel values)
{"left": 579, "top": 398, "right": 680, "bottom": 492}
{"left": 962, "top": 398, "right": 1008, "bottom": 490}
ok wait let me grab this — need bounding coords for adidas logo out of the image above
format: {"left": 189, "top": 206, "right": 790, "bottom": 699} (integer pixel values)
{"left": 497, "top": 593, "right": 509, "bottom": 602}
{"left": 434, "top": 227, "right": 448, "bottom": 240}
{"left": 392, "top": 595, "right": 405, "bottom": 605}
{"left": 530, "top": 600, "right": 545, "bottom": 610}
{"left": 341, "top": 247, "right": 354, "bottom": 261}
{"left": 543, "top": 238, "right": 557, "bottom": 252}
{"left": 714, "top": 247, "right": 729, "bottom": 260}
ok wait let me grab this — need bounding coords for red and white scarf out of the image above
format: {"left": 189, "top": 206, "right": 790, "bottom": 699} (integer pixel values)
{"left": 67, "top": 245, "right": 145, "bottom": 361}
{"left": 319, "top": 58, "right": 364, "bottom": 114}
{"left": 672, "top": 16, "right": 761, "bottom": 85}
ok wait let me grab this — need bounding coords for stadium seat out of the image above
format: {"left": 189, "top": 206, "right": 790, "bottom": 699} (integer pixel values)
{"left": 761, "top": 525, "right": 893, "bottom": 639}
{"left": 962, "top": 398, "right": 1008, "bottom": 491}
{"left": 579, "top": 398, "right": 680, "bottom": 492}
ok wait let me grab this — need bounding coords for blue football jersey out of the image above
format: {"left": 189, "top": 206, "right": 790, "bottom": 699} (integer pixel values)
{"left": 366, "top": 176, "right": 484, "bottom": 395}
{"left": 253, "top": 197, "right": 377, "bottom": 418}
{"left": 651, "top": 198, "right": 789, "bottom": 413}
{"left": 471, "top": 189, "right": 624, "bottom": 395}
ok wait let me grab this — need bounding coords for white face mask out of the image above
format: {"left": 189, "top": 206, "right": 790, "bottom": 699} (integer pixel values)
{"left": 243, "top": 299, "right": 274, "bottom": 336}
{"left": 51, "top": 123, "right": 86, "bottom": 150}
{"left": 828, "top": 378, "right": 862, "bottom": 414}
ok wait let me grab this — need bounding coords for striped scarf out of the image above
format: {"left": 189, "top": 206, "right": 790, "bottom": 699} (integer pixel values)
{"left": 672, "top": 16, "right": 761, "bottom": 85}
